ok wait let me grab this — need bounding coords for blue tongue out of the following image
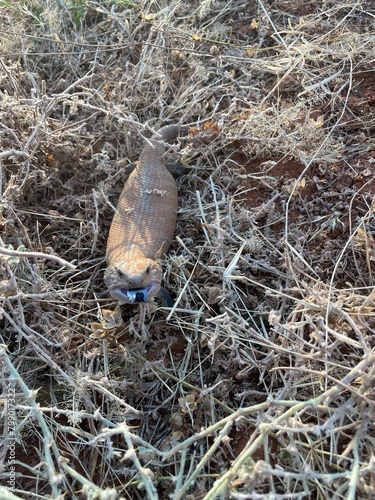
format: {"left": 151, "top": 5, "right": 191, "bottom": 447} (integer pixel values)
{"left": 126, "top": 287, "right": 148, "bottom": 303}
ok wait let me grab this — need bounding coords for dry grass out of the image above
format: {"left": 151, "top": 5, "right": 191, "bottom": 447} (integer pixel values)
{"left": 1, "top": 0, "right": 375, "bottom": 498}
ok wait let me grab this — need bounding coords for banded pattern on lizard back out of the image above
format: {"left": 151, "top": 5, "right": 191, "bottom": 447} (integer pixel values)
{"left": 104, "top": 124, "right": 185, "bottom": 304}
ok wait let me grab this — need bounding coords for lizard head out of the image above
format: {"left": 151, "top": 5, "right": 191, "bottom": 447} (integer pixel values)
{"left": 104, "top": 258, "right": 163, "bottom": 304}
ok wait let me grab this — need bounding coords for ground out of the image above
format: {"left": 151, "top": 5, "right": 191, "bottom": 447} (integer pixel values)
{"left": 0, "top": 1, "right": 375, "bottom": 499}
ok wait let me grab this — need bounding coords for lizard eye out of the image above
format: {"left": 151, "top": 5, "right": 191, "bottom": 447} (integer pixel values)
{"left": 145, "top": 265, "right": 151, "bottom": 275}
{"left": 117, "top": 269, "right": 126, "bottom": 279}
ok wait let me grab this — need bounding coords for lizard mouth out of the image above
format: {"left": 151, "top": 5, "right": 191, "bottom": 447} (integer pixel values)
{"left": 109, "top": 283, "right": 158, "bottom": 304}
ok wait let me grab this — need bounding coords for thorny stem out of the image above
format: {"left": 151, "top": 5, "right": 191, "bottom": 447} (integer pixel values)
{"left": 0, "top": 345, "right": 116, "bottom": 497}
{"left": 0, "top": 245, "right": 76, "bottom": 270}
{"left": 175, "top": 419, "right": 233, "bottom": 500}
{"left": 122, "top": 430, "right": 159, "bottom": 499}
{"left": 203, "top": 353, "right": 375, "bottom": 498}
{"left": 1, "top": 344, "right": 64, "bottom": 497}
{"left": 0, "top": 488, "right": 25, "bottom": 500}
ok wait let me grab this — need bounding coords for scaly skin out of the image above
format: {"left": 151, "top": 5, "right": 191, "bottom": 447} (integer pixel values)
{"left": 104, "top": 124, "right": 185, "bottom": 304}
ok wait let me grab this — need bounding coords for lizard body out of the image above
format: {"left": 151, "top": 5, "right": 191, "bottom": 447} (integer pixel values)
{"left": 104, "top": 124, "right": 185, "bottom": 304}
